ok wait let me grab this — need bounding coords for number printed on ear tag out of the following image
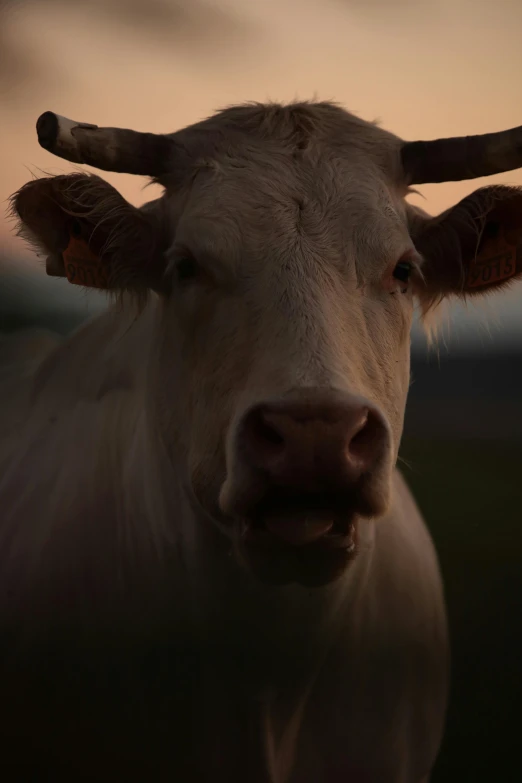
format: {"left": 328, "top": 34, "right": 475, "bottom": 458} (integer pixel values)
{"left": 467, "top": 226, "right": 519, "bottom": 289}
{"left": 467, "top": 248, "right": 516, "bottom": 288}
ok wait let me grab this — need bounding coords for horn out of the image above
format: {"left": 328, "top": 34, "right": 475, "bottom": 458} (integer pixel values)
{"left": 401, "top": 125, "right": 522, "bottom": 184}
{"left": 36, "top": 111, "right": 176, "bottom": 177}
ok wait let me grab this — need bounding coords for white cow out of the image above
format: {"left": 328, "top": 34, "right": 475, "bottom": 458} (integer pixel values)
{"left": 2, "top": 101, "right": 522, "bottom": 782}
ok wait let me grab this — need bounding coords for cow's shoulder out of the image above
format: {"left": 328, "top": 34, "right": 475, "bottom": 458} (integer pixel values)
{"left": 34, "top": 302, "right": 150, "bottom": 402}
{"left": 0, "top": 329, "right": 62, "bottom": 436}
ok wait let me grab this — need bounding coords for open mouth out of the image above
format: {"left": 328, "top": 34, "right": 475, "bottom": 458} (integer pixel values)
{"left": 247, "top": 489, "right": 357, "bottom": 549}
{"left": 236, "top": 489, "right": 359, "bottom": 587}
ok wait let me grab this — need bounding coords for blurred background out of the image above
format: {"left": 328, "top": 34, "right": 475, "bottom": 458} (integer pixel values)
{"left": 1, "top": 1, "right": 521, "bottom": 780}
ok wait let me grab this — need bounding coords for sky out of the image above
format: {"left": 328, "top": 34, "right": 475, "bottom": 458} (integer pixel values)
{"left": 1, "top": 0, "right": 522, "bottom": 352}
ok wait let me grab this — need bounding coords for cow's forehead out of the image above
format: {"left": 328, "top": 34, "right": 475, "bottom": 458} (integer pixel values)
{"left": 167, "top": 164, "right": 410, "bottom": 282}
{"left": 161, "top": 103, "right": 409, "bottom": 266}
{"left": 163, "top": 101, "right": 405, "bottom": 199}
{"left": 185, "top": 157, "right": 400, "bottom": 226}
{"left": 169, "top": 153, "right": 408, "bottom": 267}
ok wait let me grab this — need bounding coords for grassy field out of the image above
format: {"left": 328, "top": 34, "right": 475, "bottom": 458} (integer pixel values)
{"left": 400, "top": 438, "right": 522, "bottom": 783}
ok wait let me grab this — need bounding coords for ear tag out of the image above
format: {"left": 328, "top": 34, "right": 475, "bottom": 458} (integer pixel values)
{"left": 62, "top": 224, "right": 109, "bottom": 289}
{"left": 467, "top": 224, "right": 520, "bottom": 289}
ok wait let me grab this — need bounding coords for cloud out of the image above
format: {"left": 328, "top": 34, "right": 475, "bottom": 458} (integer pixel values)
{"left": 0, "top": 0, "right": 255, "bottom": 94}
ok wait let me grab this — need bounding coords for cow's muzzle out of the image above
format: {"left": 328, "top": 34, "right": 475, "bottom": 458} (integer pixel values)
{"left": 219, "top": 389, "right": 392, "bottom": 583}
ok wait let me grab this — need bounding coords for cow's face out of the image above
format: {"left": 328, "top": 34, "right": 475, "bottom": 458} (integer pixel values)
{"left": 153, "top": 141, "right": 416, "bottom": 587}
{"left": 13, "top": 103, "right": 522, "bottom": 587}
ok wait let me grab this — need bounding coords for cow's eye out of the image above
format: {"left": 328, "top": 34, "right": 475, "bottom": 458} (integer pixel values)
{"left": 175, "top": 255, "right": 199, "bottom": 283}
{"left": 392, "top": 260, "right": 413, "bottom": 285}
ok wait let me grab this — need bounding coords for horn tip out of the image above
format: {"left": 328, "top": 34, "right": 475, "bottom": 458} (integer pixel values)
{"left": 35, "top": 112, "right": 98, "bottom": 164}
{"left": 36, "top": 111, "right": 59, "bottom": 151}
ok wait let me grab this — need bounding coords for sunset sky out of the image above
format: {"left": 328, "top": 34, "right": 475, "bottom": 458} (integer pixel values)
{"left": 1, "top": 0, "right": 521, "bottom": 349}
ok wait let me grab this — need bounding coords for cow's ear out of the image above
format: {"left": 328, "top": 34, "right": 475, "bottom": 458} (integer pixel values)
{"left": 409, "top": 186, "right": 522, "bottom": 312}
{"left": 10, "top": 173, "right": 168, "bottom": 297}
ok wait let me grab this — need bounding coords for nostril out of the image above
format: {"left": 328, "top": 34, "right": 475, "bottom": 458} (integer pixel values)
{"left": 238, "top": 400, "right": 389, "bottom": 489}
{"left": 257, "top": 413, "right": 285, "bottom": 446}
{"left": 242, "top": 408, "right": 286, "bottom": 465}
{"left": 346, "top": 410, "right": 384, "bottom": 470}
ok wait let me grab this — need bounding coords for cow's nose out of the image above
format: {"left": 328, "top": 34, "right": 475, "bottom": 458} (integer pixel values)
{"left": 238, "top": 398, "right": 387, "bottom": 491}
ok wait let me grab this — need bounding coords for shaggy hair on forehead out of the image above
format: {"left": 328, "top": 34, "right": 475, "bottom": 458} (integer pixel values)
{"left": 162, "top": 100, "right": 402, "bottom": 182}
{"left": 196, "top": 101, "right": 364, "bottom": 143}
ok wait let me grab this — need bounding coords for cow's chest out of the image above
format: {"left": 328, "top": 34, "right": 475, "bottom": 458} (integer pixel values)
{"left": 1, "top": 634, "right": 430, "bottom": 783}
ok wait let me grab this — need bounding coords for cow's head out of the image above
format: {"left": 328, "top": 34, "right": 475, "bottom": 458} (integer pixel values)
{"left": 12, "top": 104, "right": 522, "bottom": 587}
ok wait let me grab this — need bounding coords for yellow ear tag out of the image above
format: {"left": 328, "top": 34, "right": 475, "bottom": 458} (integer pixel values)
{"left": 62, "top": 230, "right": 109, "bottom": 289}
{"left": 467, "top": 225, "right": 520, "bottom": 289}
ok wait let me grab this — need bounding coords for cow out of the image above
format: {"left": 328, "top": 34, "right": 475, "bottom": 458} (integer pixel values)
{"left": 2, "top": 101, "right": 522, "bottom": 783}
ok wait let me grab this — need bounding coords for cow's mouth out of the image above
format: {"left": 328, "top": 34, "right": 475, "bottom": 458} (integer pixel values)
{"left": 237, "top": 489, "right": 359, "bottom": 587}
{"left": 248, "top": 489, "right": 356, "bottom": 546}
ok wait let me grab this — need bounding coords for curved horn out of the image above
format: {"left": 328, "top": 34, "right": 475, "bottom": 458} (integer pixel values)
{"left": 401, "top": 125, "right": 522, "bottom": 185}
{"left": 36, "top": 111, "right": 176, "bottom": 177}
